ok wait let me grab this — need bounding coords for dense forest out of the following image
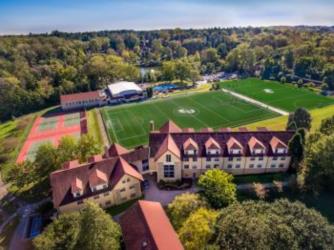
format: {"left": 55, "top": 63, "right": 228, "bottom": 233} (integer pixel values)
{"left": 0, "top": 26, "right": 334, "bottom": 121}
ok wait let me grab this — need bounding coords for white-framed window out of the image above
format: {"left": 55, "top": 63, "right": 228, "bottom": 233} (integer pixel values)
{"left": 164, "top": 165, "right": 174, "bottom": 178}
{"left": 184, "top": 164, "right": 189, "bottom": 169}
{"left": 235, "top": 164, "right": 241, "bottom": 168}
{"left": 227, "top": 164, "right": 232, "bottom": 169}
{"left": 166, "top": 154, "right": 172, "bottom": 162}
{"left": 249, "top": 164, "right": 254, "bottom": 168}
{"left": 271, "top": 164, "right": 276, "bottom": 168}
{"left": 257, "top": 164, "right": 262, "bottom": 168}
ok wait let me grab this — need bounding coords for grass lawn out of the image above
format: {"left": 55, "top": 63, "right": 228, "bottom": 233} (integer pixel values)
{"left": 245, "top": 104, "right": 334, "bottom": 132}
{"left": 233, "top": 173, "right": 290, "bottom": 185}
{"left": 220, "top": 78, "right": 334, "bottom": 112}
{"left": 101, "top": 91, "right": 278, "bottom": 148}
{"left": 87, "top": 109, "right": 104, "bottom": 146}
{"left": 105, "top": 196, "right": 143, "bottom": 216}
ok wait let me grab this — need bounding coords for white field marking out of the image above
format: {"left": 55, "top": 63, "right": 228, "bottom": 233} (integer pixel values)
{"left": 107, "top": 116, "right": 119, "bottom": 143}
{"left": 221, "top": 88, "right": 289, "bottom": 116}
{"left": 170, "top": 99, "right": 210, "bottom": 128}
{"left": 264, "top": 88, "right": 274, "bottom": 94}
{"left": 188, "top": 95, "right": 230, "bottom": 122}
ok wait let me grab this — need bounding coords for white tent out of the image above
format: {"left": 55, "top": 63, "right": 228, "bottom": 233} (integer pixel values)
{"left": 107, "top": 81, "right": 143, "bottom": 98}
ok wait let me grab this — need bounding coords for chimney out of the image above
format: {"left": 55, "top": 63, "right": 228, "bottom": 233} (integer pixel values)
{"left": 149, "top": 120, "right": 155, "bottom": 131}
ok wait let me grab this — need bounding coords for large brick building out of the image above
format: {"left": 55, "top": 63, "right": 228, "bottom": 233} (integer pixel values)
{"left": 148, "top": 121, "right": 293, "bottom": 182}
{"left": 50, "top": 144, "right": 149, "bottom": 212}
{"left": 50, "top": 120, "right": 294, "bottom": 212}
{"left": 60, "top": 90, "right": 107, "bottom": 111}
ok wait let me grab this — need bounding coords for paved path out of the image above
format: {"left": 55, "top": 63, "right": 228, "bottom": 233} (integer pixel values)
{"left": 144, "top": 177, "right": 198, "bottom": 206}
{"left": 221, "top": 88, "right": 289, "bottom": 116}
{"left": 237, "top": 181, "right": 288, "bottom": 190}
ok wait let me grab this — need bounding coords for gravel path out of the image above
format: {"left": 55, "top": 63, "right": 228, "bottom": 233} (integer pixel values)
{"left": 221, "top": 88, "right": 289, "bottom": 116}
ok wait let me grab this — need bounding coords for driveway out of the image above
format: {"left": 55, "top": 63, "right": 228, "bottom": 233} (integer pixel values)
{"left": 143, "top": 175, "right": 198, "bottom": 206}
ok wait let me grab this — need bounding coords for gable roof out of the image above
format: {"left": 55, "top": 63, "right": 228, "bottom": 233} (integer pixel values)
{"left": 120, "top": 200, "right": 184, "bottom": 250}
{"left": 154, "top": 134, "right": 181, "bottom": 160}
{"left": 71, "top": 177, "right": 83, "bottom": 193}
{"left": 248, "top": 136, "right": 266, "bottom": 151}
{"left": 149, "top": 122, "right": 294, "bottom": 159}
{"left": 111, "top": 157, "right": 144, "bottom": 188}
{"left": 270, "top": 136, "right": 288, "bottom": 150}
{"left": 89, "top": 169, "right": 108, "bottom": 187}
{"left": 205, "top": 137, "right": 221, "bottom": 150}
{"left": 50, "top": 147, "right": 148, "bottom": 208}
{"left": 107, "top": 143, "right": 129, "bottom": 157}
{"left": 183, "top": 137, "right": 199, "bottom": 151}
{"left": 159, "top": 120, "right": 182, "bottom": 133}
{"left": 227, "top": 136, "right": 243, "bottom": 150}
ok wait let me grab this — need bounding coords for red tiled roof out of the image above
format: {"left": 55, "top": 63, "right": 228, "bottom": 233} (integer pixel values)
{"left": 205, "top": 137, "right": 221, "bottom": 149}
{"left": 88, "top": 154, "right": 103, "bottom": 163}
{"left": 154, "top": 134, "right": 180, "bottom": 160}
{"left": 183, "top": 137, "right": 198, "bottom": 150}
{"left": 71, "top": 177, "right": 83, "bottom": 193}
{"left": 239, "top": 127, "right": 248, "bottom": 132}
{"left": 257, "top": 127, "right": 268, "bottom": 132}
{"left": 183, "top": 128, "right": 195, "bottom": 132}
{"left": 120, "top": 200, "right": 184, "bottom": 250}
{"left": 227, "top": 136, "right": 243, "bottom": 150}
{"left": 107, "top": 143, "right": 129, "bottom": 157}
{"left": 60, "top": 91, "right": 102, "bottom": 104}
{"left": 270, "top": 136, "right": 288, "bottom": 150}
{"left": 248, "top": 136, "right": 265, "bottom": 151}
{"left": 149, "top": 122, "right": 294, "bottom": 159}
{"left": 201, "top": 127, "right": 213, "bottom": 132}
{"left": 159, "top": 120, "right": 182, "bottom": 133}
{"left": 50, "top": 147, "right": 148, "bottom": 208}
{"left": 63, "top": 160, "right": 81, "bottom": 169}
{"left": 220, "top": 128, "right": 232, "bottom": 132}
{"left": 89, "top": 169, "right": 108, "bottom": 187}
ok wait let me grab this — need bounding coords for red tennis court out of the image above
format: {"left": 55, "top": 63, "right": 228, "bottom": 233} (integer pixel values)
{"left": 17, "top": 111, "right": 87, "bottom": 163}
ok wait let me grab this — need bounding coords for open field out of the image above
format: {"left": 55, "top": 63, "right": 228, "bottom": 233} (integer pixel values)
{"left": 101, "top": 91, "right": 278, "bottom": 148}
{"left": 245, "top": 104, "right": 334, "bottom": 132}
{"left": 220, "top": 78, "right": 334, "bottom": 112}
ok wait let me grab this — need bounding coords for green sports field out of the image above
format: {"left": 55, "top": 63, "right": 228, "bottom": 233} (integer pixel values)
{"left": 220, "top": 78, "right": 334, "bottom": 112}
{"left": 101, "top": 91, "right": 278, "bottom": 148}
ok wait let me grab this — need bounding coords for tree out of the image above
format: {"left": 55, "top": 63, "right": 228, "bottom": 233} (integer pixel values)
{"left": 288, "top": 131, "right": 305, "bottom": 169}
{"left": 178, "top": 208, "right": 218, "bottom": 250}
{"left": 303, "top": 133, "right": 334, "bottom": 192}
{"left": 77, "top": 134, "right": 101, "bottom": 163}
{"left": 198, "top": 169, "right": 236, "bottom": 208}
{"left": 34, "top": 143, "right": 59, "bottom": 176}
{"left": 286, "top": 108, "right": 312, "bottom": 130}
{"left": 76, "top": 202, "right": 122, "bottom": 250}
{"left": 34, "top": 212, "right": 80, "bottom": 250}
{"left": 34, "top": 202, "right": 121, "bottom": 250}
{"left": 319, "top": 115, "right": 334, "bottom": 135}
{"left": 57, "top": 136, "right": 78, "bottom": 164}
{"left": 167, "top": 193, "right": 208, "bottom": 229}
{"left": 215, "top": 199, "right": 334, "bottom": 250}
{"left": 284, "top": 49, "right": 294, "bottom": 69}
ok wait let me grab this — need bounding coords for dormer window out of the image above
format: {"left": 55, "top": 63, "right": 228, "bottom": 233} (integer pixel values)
{"left": 227, "top": 137, "right": 243, "bottom": 155}
{"left": 183, "top": 138, "right": 199, "bottom": 156}
{"left": 248, "top": 136, "right": 266, "bottom": 155}
{"left": 89, "top": 169, "right": 108, "bottom": 192}
{"left": 71, "top": 177, "right": 83, "bottom": 198}
{"left": 205, "top": 137, "right": 221, "bottom": 156}
{"left": 270, "top": 137, "right": 288, "bottom": 155}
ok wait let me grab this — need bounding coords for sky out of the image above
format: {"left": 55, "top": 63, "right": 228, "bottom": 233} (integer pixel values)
{"left": 0, "top": 0, "right": 333, "bottom": 35}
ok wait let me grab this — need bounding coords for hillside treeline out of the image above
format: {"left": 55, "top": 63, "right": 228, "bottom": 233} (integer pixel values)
{"left": 0, "top": 27, "right": 334, "bottom": 121}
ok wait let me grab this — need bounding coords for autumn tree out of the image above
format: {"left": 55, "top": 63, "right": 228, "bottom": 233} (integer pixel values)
{"left": 167, "top": 193, "right": 208, "bottom": 229}
{"left": 198, "top": 169, "right": 236, "bottom": 208}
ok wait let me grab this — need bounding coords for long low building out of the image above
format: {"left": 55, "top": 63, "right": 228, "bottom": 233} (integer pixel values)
{"left": 60, "top": 90, "right": 107, "bottom": 111}
{"left": 148, "top": 121, "right": 294, "bottom": 182}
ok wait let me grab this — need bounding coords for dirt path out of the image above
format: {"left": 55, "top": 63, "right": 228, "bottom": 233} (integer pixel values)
{"left": 221, "top": 88, "right": 289, "bottom": 116}
{"left": 96, "top": 109, "right": 110, "bottom": 146}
